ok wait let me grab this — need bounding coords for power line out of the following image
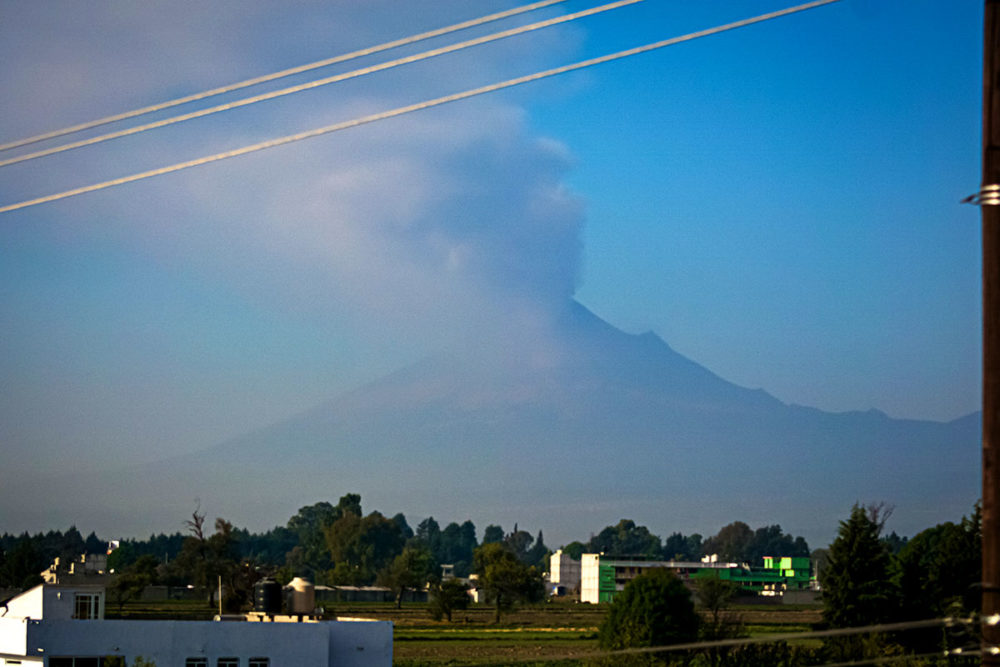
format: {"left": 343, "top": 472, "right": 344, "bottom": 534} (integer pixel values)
{"left": 0, "top": 0, "right": 644, "bottom": 169}
{"left": 0, "top": 0, "right": 842, "bottom": 215}
{"left": 0, "top": 0, "right": 571, "bottom": 154}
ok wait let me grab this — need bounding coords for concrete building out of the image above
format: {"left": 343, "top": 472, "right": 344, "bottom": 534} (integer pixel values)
{"left": 547, "top": 549, "right": 581, "bottom": 596}
{"left": 0, "top": 583, "right": 392, "bottom": 666}
{"left": 579, "top": 554, "right": 813, "bottom": 604}
{"left": 41, "top": 554, "right": 109, "bottom": 585}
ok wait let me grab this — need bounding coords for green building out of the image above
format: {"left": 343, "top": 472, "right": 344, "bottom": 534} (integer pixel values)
{"left": 579, "top": 554, "right": 813, "bottom": 603}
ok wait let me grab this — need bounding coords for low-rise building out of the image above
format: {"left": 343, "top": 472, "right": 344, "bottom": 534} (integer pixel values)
{"left": 0, "top": 583, "right": 392, "bottom": 666}
{"left": 547, "top": 549, "right": 581, "bottom": 596}
{"left": 579, "top": 553, "right": 813, "bottom": 604}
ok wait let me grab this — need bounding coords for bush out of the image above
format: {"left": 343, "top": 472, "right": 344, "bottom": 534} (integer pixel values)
{"left": 598, "top": 568, "right": 699, "bottom": 657}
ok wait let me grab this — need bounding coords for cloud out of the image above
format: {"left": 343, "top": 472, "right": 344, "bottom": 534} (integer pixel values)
{"left": 157, "top": 97, "right": 586, "bottom": 362}
{"left": 0, "top": 0, "right": 591, "bottom": 466}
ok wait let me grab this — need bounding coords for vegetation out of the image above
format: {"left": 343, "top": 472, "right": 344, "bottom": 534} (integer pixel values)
{"left": 598, "top": 568, "right": 699, "bottom": 663}
{"left": 821, "top": 504, "right": 895, "bottom": 630}
{"left": 472, "top": 542, "right": 545, "bottom": 623}
{"left": 378, "top": 545, "right": 433, "bottom": 608}
{"left": 0, "top": 493, "right": 984, "bottom": 666}
{"left": 580, "top": 518, "right": 809, "bottom": 567}
{"left": 107, "top": 554, "right": 159, "bottom": 611}
{"left": 696, "top": 571, "right": 739, "bottom": 628}
{"left": 427, "top": 577, "right": 470, "bottom": 621}
{"left": 815, "top": 502, "right": 981, "bottom": 663}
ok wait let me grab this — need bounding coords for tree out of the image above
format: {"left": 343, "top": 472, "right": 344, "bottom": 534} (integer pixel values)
{"left": 391, "top": 513, "right": 414, "bottom": 541}
{"left": 108, "top": 554, "right": 159, "bottom": 612}
{"left": 0, "top": 538, "right": 46, "bottom": 590}
{"left": 696, "top": 571, "right": 743, "bottom": 667}
{"left": 413, "top": 517, "right": 442, "bottom": 560}
{"left": 472, "top": 542, "right": 544, "bottom": 623}
{"left": 504, "top": 526, "right": 534, "bottom": 561}
{"left": 702, "top": 522, "right": 753, "bottom": 562}
{"left": 377, "top": 546, "right": 432, "bottom": 608}
{"left": 598, "top": 568, "right": 699, "bottom": 655}
{"left": 482, "top": 525, "right": 504, "bottom": 544}
{"left": 892, "top": 503, "right": 980, "bottom": 654}
{"left": 434, "top": 520, "right": 478, "bottom": 576}
{"left": 821, "top": 504, "right": 896, "bottom": 662}
{"left": 108, "top": 541, "right": 138, "bottom": 572}
{"left": 84, "top": 531, "right": 105, "bottom": 555}
{"left": 286, "top": 494, "right": 362, "bottom": 578}
{"left": 325, "top": 511, "right": 404, "bottom": 584}
{"left": 286, "top": 501, "right": 338, "bottom": 577}
{"left": 525, "top": 530, "right": 549, "bottom": 569}
{"left": 742, "top": 525, "right": 809, "bottom": 564}
{"left": 662, "top": 533, "right": 701, "bottom": 561}
{"left": 428, "top": 578, "right": 470, "bottom": 622}
{"left": 696, "top": 571, "right": 739, "bottom": 627}
{"left": 561, "top": 541, "right": 586, "bottom": 560}
{"left": 821, "top": 505, "right": 894, "bottom": 628}
{"left": 588, "top": 519, "right": 661, "bottom": 558}
{"left": 172, "top": 510, "right": 241, "bottom": 606}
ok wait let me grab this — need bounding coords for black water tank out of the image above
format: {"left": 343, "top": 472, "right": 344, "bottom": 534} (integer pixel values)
{"left": 254, "top": 577, "right": 282, "bottom": 614}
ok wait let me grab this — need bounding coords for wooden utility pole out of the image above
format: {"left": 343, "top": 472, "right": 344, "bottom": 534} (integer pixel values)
{"left": 984, "top": 1, "right": 1000, "bottom": 664}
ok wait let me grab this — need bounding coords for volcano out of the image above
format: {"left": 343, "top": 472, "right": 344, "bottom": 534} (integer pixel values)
{"left": 13, "top": 301, "right": 978, "bottom": 546}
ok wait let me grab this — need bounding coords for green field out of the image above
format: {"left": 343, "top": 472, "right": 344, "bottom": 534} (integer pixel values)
{"left": 109, "top": 598, "right": 822, "bottom": 665}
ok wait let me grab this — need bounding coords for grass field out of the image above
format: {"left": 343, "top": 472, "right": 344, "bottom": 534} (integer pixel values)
{"left": 109, "top": 598, "right": 822, "bottom": 665}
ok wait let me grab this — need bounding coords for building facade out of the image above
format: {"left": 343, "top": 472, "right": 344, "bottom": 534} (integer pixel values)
{"left": 0, "top": 584, "right": 392, "bottom": 667}
{"left": 579, "top": 554, "right": 813, "bottom": 604}
{"left": 547, "top": 549, "right": 581, "bottom": 596}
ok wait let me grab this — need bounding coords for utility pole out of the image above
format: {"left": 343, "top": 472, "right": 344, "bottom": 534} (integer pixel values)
{"left": 983, "top": 1, "right": 1000, "bottom": 663}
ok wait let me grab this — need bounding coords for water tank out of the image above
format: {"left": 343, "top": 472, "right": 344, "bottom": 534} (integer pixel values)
{"left": 287, "top": 577, "right": 315, "bottom": 615}
{"left": 254, "top": 577, "right": 282, "bottom": 614}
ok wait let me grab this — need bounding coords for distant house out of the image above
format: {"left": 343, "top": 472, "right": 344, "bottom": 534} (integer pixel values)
{"left": 0, "top": 583, "right": 392, "bottom": 666}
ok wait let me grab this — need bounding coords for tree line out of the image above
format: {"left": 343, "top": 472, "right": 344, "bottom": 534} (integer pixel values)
{"left": 594, "top": 502, "right": 981, "bottom": 665}
{"left": 558, "top": 518, "right": 809, "bottom": 566}
{"left": 0, "top": 494, "right": 818, "bottom": 625}
{"left": 0, "top": 496, "right": 815, "bottom": 598}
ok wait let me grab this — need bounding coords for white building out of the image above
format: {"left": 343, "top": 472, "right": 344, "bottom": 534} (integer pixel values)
{"left": 547, "top": 550, "right": 580, "bottom": 596}
{"left": 579, "top": 554, "right": 738, "bottom": 604}
{"left": 0, "top": 583, "right": 392, "bottom": 666}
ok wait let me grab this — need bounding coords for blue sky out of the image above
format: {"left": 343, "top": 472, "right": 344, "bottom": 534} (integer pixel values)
{"left": 0, "top": 1, "right": 982, "bottom": 532}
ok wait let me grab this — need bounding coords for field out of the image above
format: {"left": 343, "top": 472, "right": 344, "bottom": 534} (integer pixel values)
{"left": 110, "top": 598, "right": 822, "bottom": 666}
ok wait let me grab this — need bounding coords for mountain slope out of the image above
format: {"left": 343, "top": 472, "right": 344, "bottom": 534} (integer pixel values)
{"left": 13, "top": 301, "right": 979, "bottom": 546}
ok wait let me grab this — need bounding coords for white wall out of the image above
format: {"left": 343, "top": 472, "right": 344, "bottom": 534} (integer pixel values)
{"left": 4, "top": 586, "right": 43, "bottom": 620}
{"left": 27, "top": 618, "right": 392, "bottom": 667}
{"left": 328, "top": 621, "right": 394, "bottom": 667}
{"left": 580, "top": 554, "right": 601, "bottom": 604}
{"left": 0, "top": 617, "right": 28, "bottom": 657}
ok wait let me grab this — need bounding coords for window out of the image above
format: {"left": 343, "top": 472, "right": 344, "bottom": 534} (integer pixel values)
{"left": 249, "top": 659, "right": 270, "bottom": 667}
{"left": 185, "top": 660, "right": 208, "bottom": 667}
{"left": 73, "top": 593, "right": 100, "bottom": 619}
{"left": 217, "top": 659, "right": 239, "bottom": 667}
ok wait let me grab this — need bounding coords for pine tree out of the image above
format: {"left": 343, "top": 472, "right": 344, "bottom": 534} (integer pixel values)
{"left": 821, "top": 504, "right": 894, "bottom": 629}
